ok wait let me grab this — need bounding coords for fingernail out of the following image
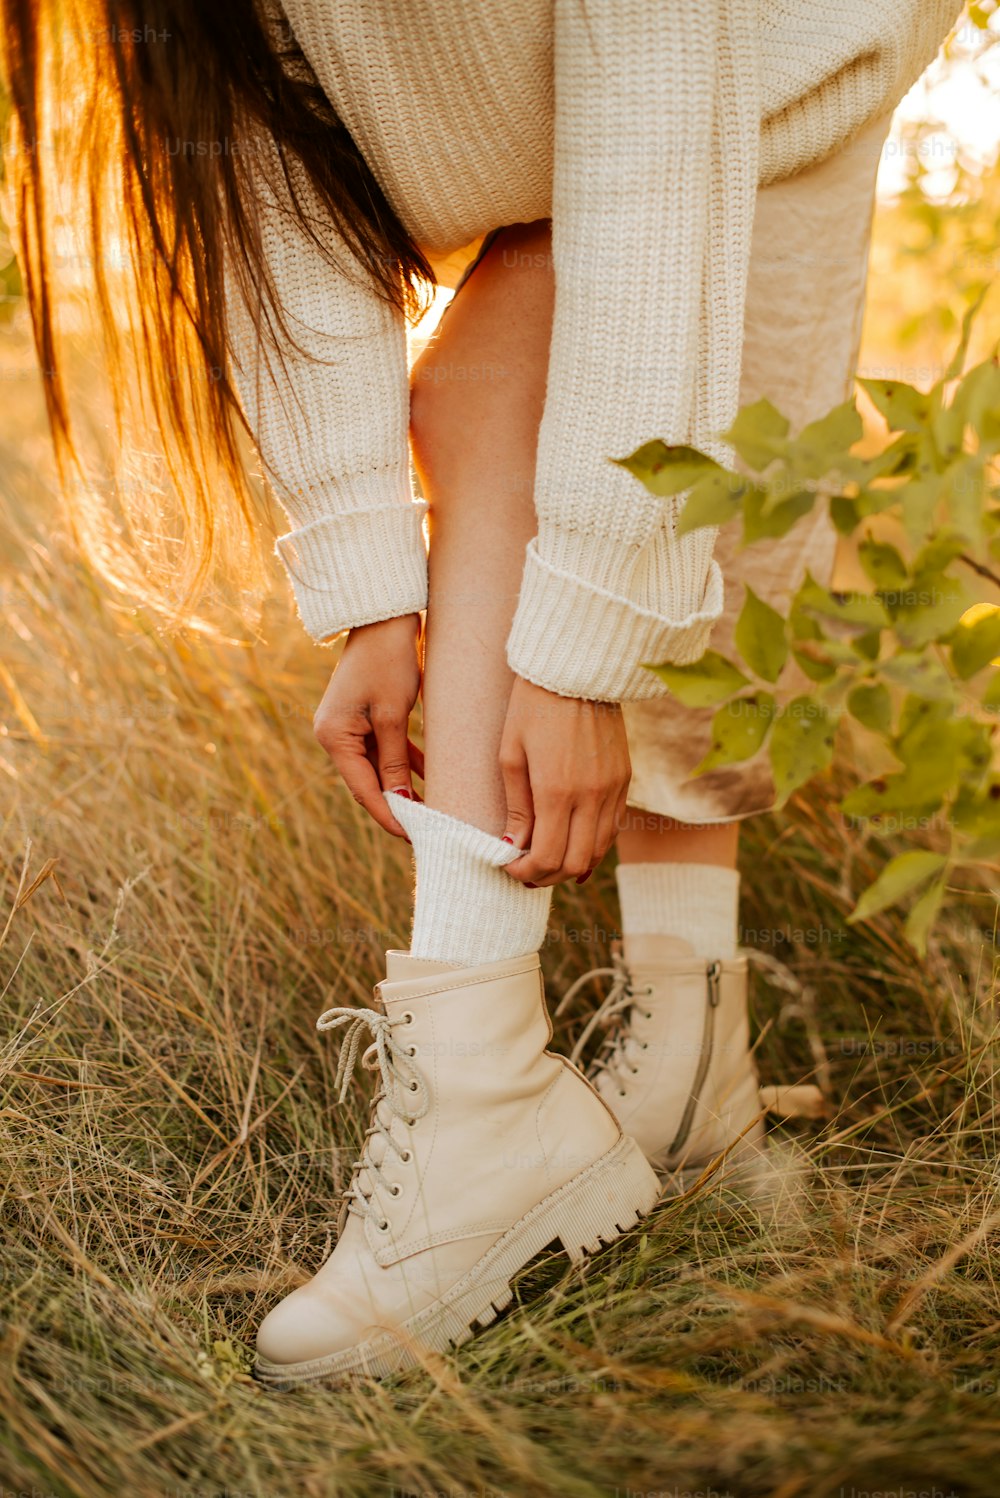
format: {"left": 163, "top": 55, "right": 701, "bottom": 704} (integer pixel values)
{"left": 502, "top": 835, "right": 514, "bottom": 844}
{"left": 525, "top": 882, "right": 538, "bottom": 889}
{"left": 576, "top": 871, "right": 593, "bottom": 885}
{"left": 390, "top": 786, "right": 413, "bottom": 799}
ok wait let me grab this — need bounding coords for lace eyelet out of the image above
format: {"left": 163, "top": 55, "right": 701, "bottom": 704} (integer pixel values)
{"left": 389, "top": 1183, "right": 402, "bottom": 1198}
{"left": 400, "top": 1149, "right": 413, "bottom": 1163}
{"left": 643, "top": 1010, "right": 653, "bottom": 1021}
{"left": 408, "top": 1079, "right": 419, "bottom": 1092}
{"left": 377, "top": 1218, "right": 390, "bottom": 1232}
{"left": 405, "top": 1117, "right": 416, "bottom": 1128}
{"left": 406, "top": 1045, "right": 417, "bottom": 1058}
{"left": 401, "top": 1011, "right": 414, "bottom": 1026}
{"left": 619, "top": 1090, "right": 626, "bottom": 1098}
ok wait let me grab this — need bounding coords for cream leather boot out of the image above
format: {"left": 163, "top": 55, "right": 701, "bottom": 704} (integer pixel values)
{"left": 556, "top": 934, "right": 770, "bottom": 1194}
{"left": 255, "top": 949, "right": 659, "bottom": 1388}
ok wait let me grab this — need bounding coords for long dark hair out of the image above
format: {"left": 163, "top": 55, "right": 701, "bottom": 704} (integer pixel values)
{"left": 0, "top": 0, "right": 433, "bottom": 621}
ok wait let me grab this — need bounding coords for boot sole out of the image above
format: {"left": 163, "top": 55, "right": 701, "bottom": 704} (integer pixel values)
{"left": 253, "top": 1133, "right": 658, "bottom": 1390}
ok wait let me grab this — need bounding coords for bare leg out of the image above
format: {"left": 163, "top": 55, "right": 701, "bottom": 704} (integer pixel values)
{"left": 412, "top": 221, "right": 742, "bottom": 878}
{"left": 410, "top": 221, "right": 554, "bottom": 836}
{"left": 616, "top": 809, "right": 739, "bottom": 868}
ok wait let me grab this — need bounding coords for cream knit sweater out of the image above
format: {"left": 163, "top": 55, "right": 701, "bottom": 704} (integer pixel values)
{"left": 227, "top": 0, "right": 960, "bottom": 702}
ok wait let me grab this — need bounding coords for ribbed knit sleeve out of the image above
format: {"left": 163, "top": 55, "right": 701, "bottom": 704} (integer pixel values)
{"left": 225, "top": 149, "right": 428, "bottom": 644}
{"left": 505, "top": 0, "right": 761, "bottom": 703}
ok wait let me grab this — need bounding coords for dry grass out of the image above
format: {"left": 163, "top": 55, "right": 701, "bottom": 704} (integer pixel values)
{"left": 3, "top": 243, "right": 1000, "bottom": 1497}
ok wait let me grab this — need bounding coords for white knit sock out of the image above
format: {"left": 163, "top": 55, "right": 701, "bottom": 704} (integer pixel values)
{"left": 615, "top": 861, "right": 740, "bottom": 959}
{"left": 384, "top": 791, "right": 552, "bottom": 965}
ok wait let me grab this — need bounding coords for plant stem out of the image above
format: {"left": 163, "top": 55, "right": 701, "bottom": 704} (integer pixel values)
{"left": 958, "top": 553, "right": 1000, "bottom": 590}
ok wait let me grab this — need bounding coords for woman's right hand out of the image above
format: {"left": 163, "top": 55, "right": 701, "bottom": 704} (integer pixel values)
{"left": 313, "top": 613, "right": 424, "bottom": 839}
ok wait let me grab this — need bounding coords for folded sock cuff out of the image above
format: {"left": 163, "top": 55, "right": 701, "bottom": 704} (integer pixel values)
{"left": 384, "top": 792, "right": 551, "bottom": 965}
{"left": 616, "top": 860, "right": 740, "bottom": 959}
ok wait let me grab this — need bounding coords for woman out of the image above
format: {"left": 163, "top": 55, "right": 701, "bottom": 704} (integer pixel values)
{"left": 3, "top": 0, "right": 961, "bottom": 1387}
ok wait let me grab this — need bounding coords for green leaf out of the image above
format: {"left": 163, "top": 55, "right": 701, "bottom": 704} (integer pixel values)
{"left": 904, "top": 875, "right": 946, "bottom": 956}
{"left": 645, "top": 651, "right": 749, "bottom": 707}
{"left": 892, "top": 572, "right": 970, "bottom": 649}
{"left": 957, "top": 835, "right": 1000, "bottom": 863}
{"left": 793, "top": 574, "right": 890, "bottom": 635}
{"left": 858, "top": 377, "right": 932, "bottom": 433}
{"left": 845, "top": 432, "right": 919, "bottom": 487}
{"left": 845, "top": 710, "right": 987, "bottom": 822}
{"left": 853, "top": 486, "right": 909, "bottom": 524}
{"left": 982, "top": 670, "right": 1000, "bottom": 712}
{"left": 813, "top": 636, "right": 867, "bottom": 667}
{"left": 734, "top": 586, "right": 787, "bottom": 683}
{"left": 853, "top": 629, "right": 882, "bottom": 662}
{"left": 880, "top": 652, "right": 954, "bottom": 702}
{"left": 849, "top": 850, "right": 948, "bottom": 924}
{"left": 723, "top": 398, "right": 790, "bottom": 470}
{"left": 692, "top": 692, "right": 776, "bottom": 775}
{"left": 676, "top": 470, "right": 749, "bottom": 535}
{"left": 790, "top": 640, "right": 837, "bottom": 683}
{"left": 858, "top": 538, "right": 908, "bottom": 591}
{"left": 897, "top": 694, "right": 951, "bottom": 743}
{"left": 912, "top": 531, "right": 967, "bottom": 575}
{"left": 952, "top": 780, "right": 1000, "bottom": 840}
{"left": 830, "top": 495, "right": 860, "bottom": 536}
{"left": 769, "top": 697, "right": 836, "bottom": 806}
{"left": 842, "top": 776, "right": 940, "bottom": 824}
{"left": 947, "top": 456, "right": 987, "bottom": 546}
{"left": 943, "top": 284, "right": 990, "bottom": 382}
{"left": 847, "top": 682, "right": 892, "bottom": 734}
{"left": 612, "top": 440, "right": 723, "bottom": 498}
{"left": 950, "top": 606, "right": 1000, "bottom": 679}
{"left": 790, "top": 400, "right": 864, "bottom": 479}
{"left": 950, "top": 358, "right": 1000, "bottom": 449}
{"left": 742, "top": 485, "right": 815, "bottom": 543}
{"left": 901, "top": 470, "right": 944, "bottom": 550}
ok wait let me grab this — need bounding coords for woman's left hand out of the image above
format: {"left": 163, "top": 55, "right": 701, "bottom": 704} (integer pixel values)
{"left": 498, "top": 676, "right": 631, "bottom": 888}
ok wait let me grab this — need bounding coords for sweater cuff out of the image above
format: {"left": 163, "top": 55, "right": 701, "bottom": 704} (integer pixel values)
{"left": 505, "top": 533, "right": 724, "bottom": 702}
{"left": 276, "top": 498, "right": 428, "bottom": 642}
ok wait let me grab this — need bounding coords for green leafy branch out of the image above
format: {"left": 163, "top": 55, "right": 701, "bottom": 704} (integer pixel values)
{"left": 616, "top": 296, "right": 1000, "bottom": 953}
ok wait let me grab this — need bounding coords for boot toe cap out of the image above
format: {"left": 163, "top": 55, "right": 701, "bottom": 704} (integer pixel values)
{"left": 256, "top": 1285, "right": 362, "bottom": 1367}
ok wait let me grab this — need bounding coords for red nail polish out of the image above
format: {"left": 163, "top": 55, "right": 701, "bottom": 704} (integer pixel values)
{"left": 525, "top": 882, "right": 537, "bottom": 889}
{"left": 391, "top": 786, "right": 413, "bottom": 799}
{"left": 502, "top": 835, "right": 514, "bottom": 844}
{"left": 576, "top": 871, "right": 593, "bottom": 885}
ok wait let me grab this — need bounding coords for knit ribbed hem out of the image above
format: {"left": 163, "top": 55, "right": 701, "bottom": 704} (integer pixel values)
{"left": 384, "top": 792, "right": 552, "bottom": 966}
{"left": 276, "top": 487, "right": 428, "bottom": 642}
{"left": 616, "top": 862, "right": 740, "bottom": 959}
{"left": 506, "top": 540, "right": 724, "bottom": 703}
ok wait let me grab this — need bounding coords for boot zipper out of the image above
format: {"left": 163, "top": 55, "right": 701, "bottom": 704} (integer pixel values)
{"left": 666, "top": 960, "right": 721, "bottom": 1160}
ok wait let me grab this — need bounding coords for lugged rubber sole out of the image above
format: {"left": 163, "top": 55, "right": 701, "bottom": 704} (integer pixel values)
{"left": 253, "top": 1133, "right": 659, "bottom": 1390}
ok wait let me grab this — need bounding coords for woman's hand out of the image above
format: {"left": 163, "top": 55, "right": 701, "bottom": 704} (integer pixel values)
{"left": 313, "top": 613, "right": 424, "bottom": 839}
{"left": 499, "top": 676, "right": 631, "bottom": 887}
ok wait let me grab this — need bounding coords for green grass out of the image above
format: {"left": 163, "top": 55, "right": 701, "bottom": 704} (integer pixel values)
{"left": 3, "top": 328, "right": 1000, "bottom": 1498}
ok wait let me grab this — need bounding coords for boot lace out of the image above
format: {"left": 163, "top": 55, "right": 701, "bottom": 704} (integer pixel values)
{"left": 554, "top": 949, "right": 653, "bottom": 1090}
{"left": 315, "top": 1002, "right": 430, "bottom": 1230}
